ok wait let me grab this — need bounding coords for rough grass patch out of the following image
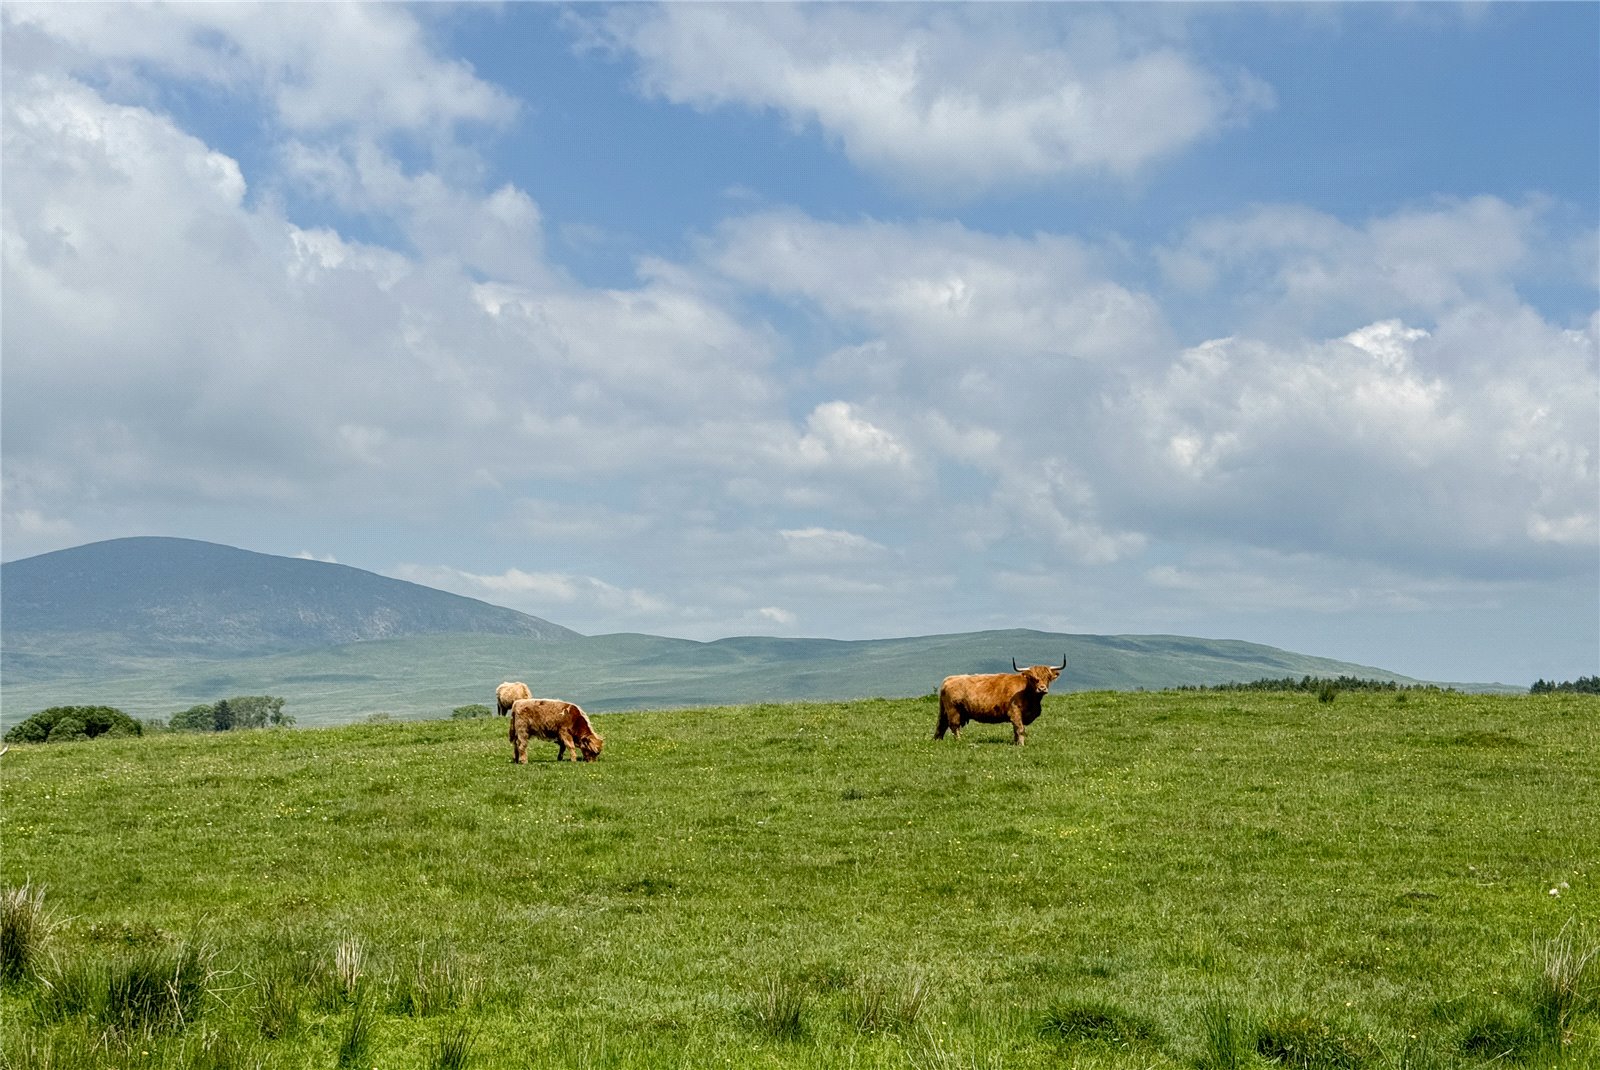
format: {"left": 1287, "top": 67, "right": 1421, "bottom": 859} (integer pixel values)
{"left": 102, "top": 943, "right": 216, "bottom": 1035}
{"left": 1456, "top": 999, "right": 1542, "bottom": 1061}
{"left": 1254, "top": 1013, "right": 1378, "bottom": 1069}
{"left": 1039, "top": 998, "right": 1163, "bottom": 1049}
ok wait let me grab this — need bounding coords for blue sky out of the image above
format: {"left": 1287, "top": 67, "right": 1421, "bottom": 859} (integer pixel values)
{"left": 3, "top": 3, "right": 1596, "bottom": 685}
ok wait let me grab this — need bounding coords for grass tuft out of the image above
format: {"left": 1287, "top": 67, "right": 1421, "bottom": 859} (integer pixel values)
{"left": 390, "top": 947, "right": 478, "bottom": 1017}
{"left": 1534, "top": 918, "right": 1598, "bottom": 1044}
{"left": 751, "top": 974, "right": 808, "bottom": 1041}
{"left": 1198, "top": 995, "right": 1249, "bottom": 1070}
{"left": 1, "top": 882, "right": 54, "bottom": 983}
{"left": 333, "top": 933, "right": 366, "bottom": 1005}
{"left": 254, "top": 964, "right": 301, "bottom": 1039}
{"left": 335, "top": 988, "right": 378, "bottom": 1069}
{"left": 428, "top": 1018, "right": 478, "bottom": 1070}
{"left": 851, "top": 968, "right": 928, "bottom": 1034}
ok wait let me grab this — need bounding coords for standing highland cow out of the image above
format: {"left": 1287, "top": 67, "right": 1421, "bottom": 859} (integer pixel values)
{"left": 935, "top": 656, "right": 1066, "bottom": 746}
{"left": 495, "top": 681, "right": 532, "bottom": 717}
{"left": 508, "top": 698, "right": 604, "bottom": 763}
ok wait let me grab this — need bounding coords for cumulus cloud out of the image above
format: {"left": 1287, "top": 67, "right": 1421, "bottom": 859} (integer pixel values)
{"left": 1101, "top": 313, "right": 1597, "bottom": 578}
{"left": 585, "top": 5, "right": 1271, "bottom": 194}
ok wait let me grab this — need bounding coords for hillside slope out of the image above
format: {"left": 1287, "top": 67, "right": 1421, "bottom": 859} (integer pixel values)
{"left": 1, "top": 537, "right": 577, "bottom": 676}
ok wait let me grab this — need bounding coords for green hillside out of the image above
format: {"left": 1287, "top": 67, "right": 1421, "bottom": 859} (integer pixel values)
{"left": 2, "top": 691, "right": 1595, "bottom": 1069}
{"left": 0, "top": 628, "right": 1422, "bottom": 728}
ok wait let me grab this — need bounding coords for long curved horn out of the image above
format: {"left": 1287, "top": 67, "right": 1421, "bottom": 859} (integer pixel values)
{"left": 1058, "top": 654, "right": 1068, "bottom": 669}
{"left": 1012, "top": 657, "right": 1021, "bottom": 672}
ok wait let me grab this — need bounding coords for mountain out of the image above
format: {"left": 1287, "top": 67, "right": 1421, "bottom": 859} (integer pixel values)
{"left": 1, "top": 537, "right": 577, "bottom": 677}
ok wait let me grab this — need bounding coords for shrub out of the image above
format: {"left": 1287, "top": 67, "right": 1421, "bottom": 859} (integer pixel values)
{"left": 451, "top": 704, "right": 494, "bottom": 719}
{"left": 3, "top": 706, "right": 143, "bottom": 745}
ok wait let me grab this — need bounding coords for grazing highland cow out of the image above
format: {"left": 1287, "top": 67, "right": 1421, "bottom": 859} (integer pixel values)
{"left": 935, "top": 656, "right": 1067, "bottom": 746}
{"left": 495, "top": 681, "right": 532, "bottom": 717}
{"left": 508, "top": 698, "right": 604, "bottom": 763}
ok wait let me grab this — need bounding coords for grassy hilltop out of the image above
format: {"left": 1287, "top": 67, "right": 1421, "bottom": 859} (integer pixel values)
{"left": 2, "top": 690, "right": 1596, "bottom": 1069}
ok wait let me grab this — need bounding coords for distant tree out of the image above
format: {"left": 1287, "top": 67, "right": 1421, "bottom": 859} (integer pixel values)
{"left": 227, "top": 695, "right": 291, "bottom": 728}
{"left": 451, "top": 703, "right": 494, "bottom": 719}
{"left": 167, "top": 696, "right": 292, "bottom": 732}
{"left": 3, "top": 706, "right": 143, "bottom": 744}
{"left": 169, "top": 704, "right": 216, "bottom": 732}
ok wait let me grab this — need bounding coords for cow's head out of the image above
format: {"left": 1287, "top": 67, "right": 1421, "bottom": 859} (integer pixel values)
{"left": 1012, "top": 655, "right": 1067, "bottom": 693}
{"left": 578, "top": 730, "right": 605, "bottom": 762}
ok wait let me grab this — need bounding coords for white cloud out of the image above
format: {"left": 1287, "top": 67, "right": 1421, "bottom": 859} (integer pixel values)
{"left": 395, "top": 564, "right": 669, "bottom": 620}
{"left": 1157, "top": 197, "right": 1555, "bottom": 331}
{"left": 587, "top": 5, "right": 1271, "bottom": 194}
{"left": 1101, "top": 313, "right": 1598, "bottom": 577}
{"left": 779, "top": 527, "right": 888, "bottom": 561}
{"left": 707, "top": 210, "right": 1168, "bottom": 368}
{"left": 2, "top": 3, "right": 516, "bottom": 135}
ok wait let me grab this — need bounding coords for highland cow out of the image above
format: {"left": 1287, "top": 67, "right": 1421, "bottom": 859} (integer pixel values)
{"left": 935, "top": 656, "right": 1067, "bottom": 746}
{"left": 495, "top": 681, "right": 532, "bottom": 717}
{"left": 508, "top": 698, "right": 604, "bottom": 763}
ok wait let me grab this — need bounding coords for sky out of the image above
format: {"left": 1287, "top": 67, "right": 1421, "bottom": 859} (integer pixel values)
{"left": 2, "top": 3, "right": 1596, "bottom": 686}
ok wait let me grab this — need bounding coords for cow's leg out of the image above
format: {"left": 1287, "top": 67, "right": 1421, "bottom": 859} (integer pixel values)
{"left": 557, "top": 728, "right": 578, "bottom": 761}
{"left": 1008, "top": 710, "right": 1026, "bottom": 745}
{"left": 933, "top": 708, "right": 948, "bottom": 740}
{"left": 513, "top": 729, "right": 530, "bottom": 765}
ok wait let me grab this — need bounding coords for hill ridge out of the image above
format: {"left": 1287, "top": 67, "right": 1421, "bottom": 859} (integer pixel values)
{"left": 1, "top": 537, "right": 577, "bottom": 674}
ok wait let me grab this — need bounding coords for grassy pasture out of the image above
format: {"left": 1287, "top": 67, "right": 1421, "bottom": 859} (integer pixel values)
{"left": 1, "top": 689, "right": 1595, "bottom": 1068}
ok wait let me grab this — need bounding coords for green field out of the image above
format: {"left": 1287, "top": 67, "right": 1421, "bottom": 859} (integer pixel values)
{"left": 2, "top": 690, "right": 1595, "bottom": 1068}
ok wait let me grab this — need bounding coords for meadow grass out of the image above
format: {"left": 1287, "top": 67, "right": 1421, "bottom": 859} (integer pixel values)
{"left": 1, "top": 689, "right": 1595, "bottom": 1068}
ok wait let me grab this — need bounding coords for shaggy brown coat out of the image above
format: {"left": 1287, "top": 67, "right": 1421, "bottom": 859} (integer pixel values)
{"left": 934, "top": 659, "right": 1065, "bottom": 746}
{"left": 495, "top": 681, "right": 532, "bottom": 716}
{"left": 508, "top": 698, "right": 604, "bottom": 763}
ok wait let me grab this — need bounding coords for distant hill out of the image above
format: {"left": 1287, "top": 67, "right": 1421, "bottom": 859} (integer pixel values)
{"left": 1, "top": 537, "right": 577, "bottom": 677}
{"left": 2, "top": 536, "right": 1444, "bottom": 728}
{"left": 0, "top": 628, "right": 1426, "bottom": 728}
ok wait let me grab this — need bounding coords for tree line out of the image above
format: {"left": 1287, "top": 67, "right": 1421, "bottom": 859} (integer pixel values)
{"left": 3, "top": 695, "right": 294, "bottom": 745}
{"left": 1529, "top": 676, "right": 1600, "bottom": 694}
{"left": 1177, "top": 675, "right": 1447, "bottom": 694}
